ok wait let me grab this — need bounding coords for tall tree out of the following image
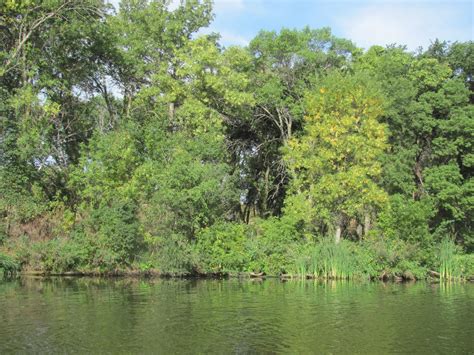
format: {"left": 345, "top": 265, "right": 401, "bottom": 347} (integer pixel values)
{"left": 284, "top": 72, "right": 388, "bottom": 243}
{"left": 229, "top": 27, "right": 359, "bottom": 220}
{"left": 359, "top": 43, "right": 473, "bottom": 250}
{"left": 0, "top": 0, "right": 112, "bottom": 228}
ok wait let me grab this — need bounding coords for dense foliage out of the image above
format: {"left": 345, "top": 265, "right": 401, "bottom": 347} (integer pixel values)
{"left": 1, "top": 0, "right": 472, "bottom": 279}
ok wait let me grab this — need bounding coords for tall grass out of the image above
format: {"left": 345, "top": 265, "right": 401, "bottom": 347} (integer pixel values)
{"left": 0, "top": 253, "right": 19, "bottom": 276}
{"left": 295, "top": 254, "right": 307, "bottom": 279}
{"left": 309, "top": 246, "right": 319, "bottom": 278}
{"left": 294, "top": 239, "right": 356, "bottom": 279}
{"left": 317, "top": 240, "right": 354, "bottom": 279}
{"left": 439, "top": 238, "right": 460, "bottom": 281}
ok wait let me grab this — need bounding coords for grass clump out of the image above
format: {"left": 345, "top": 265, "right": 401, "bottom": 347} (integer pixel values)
{"left": 292, "top": 239, "right": 357, "bottom": 280}
{"left": 0, "top": 252, "right": 19, "bottom": 276}
{"left": 439, "top": 238, "right": 458, "bottom": 280}
{"left": 315, "top": 239, "right": 355, "bottom": 279}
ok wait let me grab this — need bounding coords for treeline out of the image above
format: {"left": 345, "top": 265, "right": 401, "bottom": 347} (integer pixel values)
{"left": 0, "top": 0, "right": 473, "bottom": 279}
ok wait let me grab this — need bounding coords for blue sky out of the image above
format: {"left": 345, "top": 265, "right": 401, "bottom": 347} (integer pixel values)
{"left": 112, "top": 0, "right": 473, "bottom": 50}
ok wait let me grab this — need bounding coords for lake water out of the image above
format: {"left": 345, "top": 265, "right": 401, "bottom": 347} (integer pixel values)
{"left": 0, "top": 277, "right": 472, "bottom": 353}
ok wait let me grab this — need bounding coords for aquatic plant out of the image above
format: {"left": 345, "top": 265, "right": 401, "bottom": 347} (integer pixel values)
{"left": 439, "top": 238, "right": 460, "bottom": 281}
{"left": 319, "top": 240, "right": 355, "bottom": 279}
{"left": 292, "top": 239, "right": 356, "bottom": 280}
{"left": 295, "top": 254, "right": 308, "bottom": 279}
{"left": 310, "top": 246, "right": 319, "bottom": 278}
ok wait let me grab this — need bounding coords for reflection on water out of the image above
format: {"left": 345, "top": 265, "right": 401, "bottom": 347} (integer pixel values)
{"left": 0, "top": 277, "right": 472, "bottom": 353}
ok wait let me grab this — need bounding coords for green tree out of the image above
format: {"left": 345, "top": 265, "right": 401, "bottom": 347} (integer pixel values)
{"left": 284, "top": 72, "right": 388, "bottom": 243}
{"left": 0, "top": 0, "right": 113, "bottom": 238}
{"left": 228, "top": 27, "right": 359, "bottom": 220}
{"left": 359, "top": 43, "right": 473, "bottom": 250}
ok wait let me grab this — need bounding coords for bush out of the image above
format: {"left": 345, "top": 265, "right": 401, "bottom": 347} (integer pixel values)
{"left": 73, "top": 198, "right": 142, "bottom": 270}
{"left": 377, "top": 195, "right": 435, "bottom": 247}
{"left": 195, "top": 217, "right": 303, "bottom": 275}
{"left": 195, "top": 222, "right": 250, "bottom": 273}
{"left": 251, "top": 216, "right": 303, "bottom": 275}
{"left": 28, "top": 239, "right": 88, "bottom": 273}
{"left": 361, "top": 236, "right": 426, "bottom": 279}
{"left": 149, "top": 233, "right": 197, "bottom": 274}
{"left": 456, "top": 253, "right": 474, "bottom": 278}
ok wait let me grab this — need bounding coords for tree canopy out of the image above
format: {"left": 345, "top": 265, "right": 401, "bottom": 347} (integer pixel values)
{"left": 1, "top": 0, "right": 472, "bottom": 279}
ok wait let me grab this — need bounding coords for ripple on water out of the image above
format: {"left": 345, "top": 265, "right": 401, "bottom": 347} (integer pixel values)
{"left": 0, "top": 278, "right": 472, "bottom": 353}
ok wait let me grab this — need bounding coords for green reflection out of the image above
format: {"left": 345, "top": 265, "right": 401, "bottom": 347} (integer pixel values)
{"left": 0, "top": 278, "right": 472, "bottom": 353}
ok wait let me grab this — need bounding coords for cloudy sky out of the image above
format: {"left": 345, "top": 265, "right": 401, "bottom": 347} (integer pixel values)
{"left": 111, "top": 0, "right": 473, "bottom": 50}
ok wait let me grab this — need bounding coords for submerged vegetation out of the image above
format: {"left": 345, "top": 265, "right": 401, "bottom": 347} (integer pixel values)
{"left": 0, "top": 0, "right": 473, "bottom": 280}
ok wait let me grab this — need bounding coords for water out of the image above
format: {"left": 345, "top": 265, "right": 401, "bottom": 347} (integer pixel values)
{"left": 0, "top": 277, "right": 472, "bottom": 354}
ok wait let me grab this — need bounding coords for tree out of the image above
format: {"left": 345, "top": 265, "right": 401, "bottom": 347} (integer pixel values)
{"left": 359, "top": 43, "right": 473, "bottom": 250}
{"left": 0, "top": 0, "right": 112, "bottom": 230}
{"left": 284, "top": 72, "right": 388, "bottom": 243}
{"left": 109, "top": 0, "right": 213, "bottom": 119}
{"left": 227, "top": 27, "right": 360, "bottom": 220}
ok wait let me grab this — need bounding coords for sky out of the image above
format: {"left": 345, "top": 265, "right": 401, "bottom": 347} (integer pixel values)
{"left": 111, "top": 0, "right": 473, "bottom": 50}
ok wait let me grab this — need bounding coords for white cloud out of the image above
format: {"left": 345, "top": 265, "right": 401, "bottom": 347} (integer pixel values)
{"left": 168, "top": 0, "right": 246, "bottom": 14}
{"left": 168, "top": 0, "right": 181, "bottom": 11}
{"left": 337, "top": 3, "right": 472, "bottom": 50}
{"left": 218, "top": 31, "right": 250, "bottom": 46}
{"left": 109, "top": 0, "right": 247, "bottom": 12}
{"left": 198, "top": 26, "right": 250, "bottom": 46}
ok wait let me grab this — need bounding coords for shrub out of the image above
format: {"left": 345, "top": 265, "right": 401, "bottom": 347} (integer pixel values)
{"left": 252, "top": 216, "right": 303, "bottom": 275}
{"left": 28, "top": 239, "right": 88, "bottom": 273}
{"left": 73, "top": 198, "right": 142, "bottom": 270}
{"left": 456, "top": 253, "right": 474, "bottom": 278}
{"left": 349, "top": 236, "right": 429, "bottom": 279}
{"left": 149, "top": 233, "right": 197, "bottom": 274}
{"left": 377, "top": 195, "right": 435, "bottom": 247}
{"left": 195, "top": 222, "right": 250, "bottom": 273}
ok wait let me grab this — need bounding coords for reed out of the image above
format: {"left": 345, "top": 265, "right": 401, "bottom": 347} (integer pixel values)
{"left": 310, "top": 246, "right": 319, "bottom": 278}
{"left": 439, "top": 238, "right": 460, "bottom": 281}
{"left": 296, "top": 239, "right": 356, "bottom": 280}
{"left": 295, "top": 255, "right": 308, "bottom": 279}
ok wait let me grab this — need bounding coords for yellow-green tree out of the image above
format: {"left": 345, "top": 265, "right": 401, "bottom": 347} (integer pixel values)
{"left": 284, "top": 72, "right": 388, "bottom": 243}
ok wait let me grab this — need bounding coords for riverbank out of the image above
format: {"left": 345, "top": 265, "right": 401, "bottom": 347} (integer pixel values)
{"left": 2, "top": 235, "right": 473, "bottom": 282}
{"left": 14, "top": 269, "right": 474, "bottom": 282}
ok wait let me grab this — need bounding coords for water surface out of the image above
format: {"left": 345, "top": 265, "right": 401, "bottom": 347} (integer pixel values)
{"left": 0, "top": 277, "right": 472, "bottom": 353}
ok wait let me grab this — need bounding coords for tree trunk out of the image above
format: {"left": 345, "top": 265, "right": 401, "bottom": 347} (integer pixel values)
{"left": 364, "top": 213, "right": 371, "bottom": 236}
{"left": 335, "top": 224, "right": 342, "bottom": 244}
{"left": 261, "top": 167, "right": 270, "bottom": 217}
{"left": 101, "top": 81, "right": 115, "bottom": 124}
{"left": 123, "top": 90, "right": 132, "bottom": 117}
{"left": 169, "top": 102, "right": 175, "bottom": 122}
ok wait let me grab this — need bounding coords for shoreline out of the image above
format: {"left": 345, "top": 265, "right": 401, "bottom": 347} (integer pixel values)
{"left": 13, "top": 270, "right": 474, "bottom": 282}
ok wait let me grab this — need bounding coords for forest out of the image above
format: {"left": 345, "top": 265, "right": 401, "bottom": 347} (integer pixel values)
{"left": 0, "top": 0, "right": 473, "bottom": 280}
